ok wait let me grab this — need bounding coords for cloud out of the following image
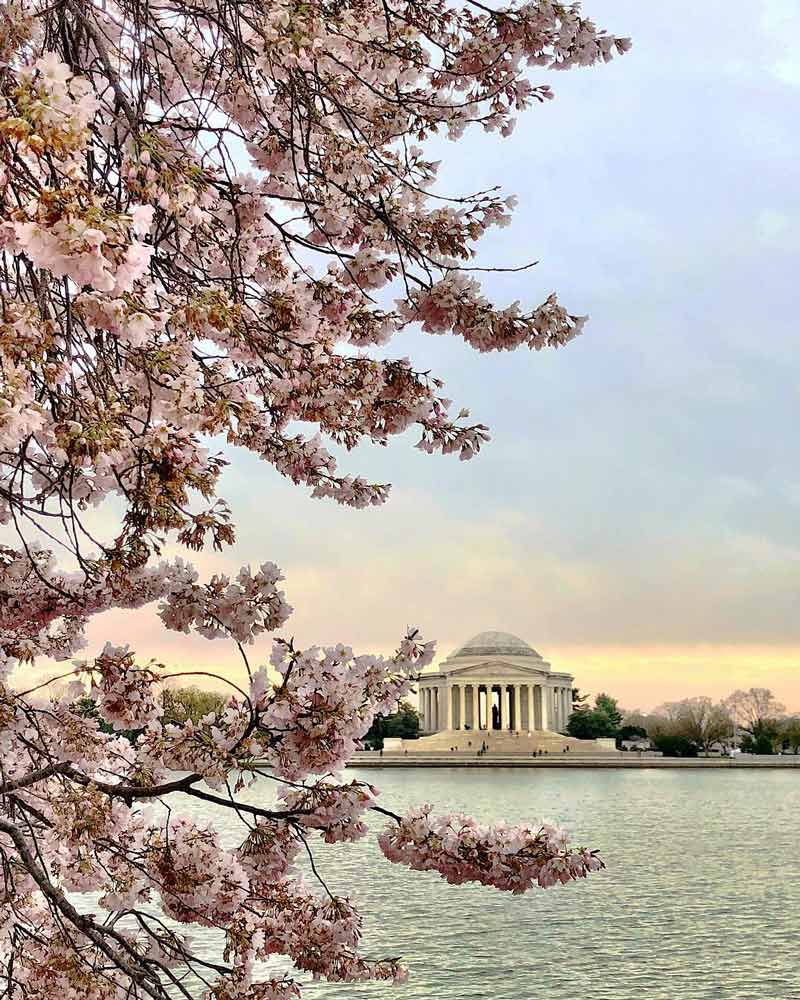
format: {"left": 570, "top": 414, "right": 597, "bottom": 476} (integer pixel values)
{"left": 761, "top": 0, "right": 800, "bottom": 85}
{"left": 756, "top": 209, "right": 800, "bottom": 252}
{"left": 10, "top": 0, "right": 800, "bottom": 715}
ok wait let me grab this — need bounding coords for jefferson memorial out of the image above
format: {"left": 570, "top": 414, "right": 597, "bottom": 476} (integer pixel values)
{"left": 418, "top": 630, "right": 574, "bottom": 735}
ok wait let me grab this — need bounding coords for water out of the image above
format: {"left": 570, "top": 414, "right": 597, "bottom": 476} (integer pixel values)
{"left": 182, "top": 767, "right": 800, "bottom": 1000}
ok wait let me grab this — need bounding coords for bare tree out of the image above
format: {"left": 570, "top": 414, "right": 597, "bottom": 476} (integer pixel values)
{"left": 660, "top": 698, "right": 733, "bottom": 755}
{"left": 646, "top": 701, "right": 685, "bottom": 740}
{"left": 644, "top": 698, "right": 733, "bottom": 754}
{"left": 724, "top": 688, "right": 785, "bottom": 733}
{"left": 779, "top": 717, "right": 800, "bottom": 754}
{"left": 621, "top": 709, "right": 649, "bottom": 729}
{"left": 723, "top": 688, "right": 786, "bottom": 754}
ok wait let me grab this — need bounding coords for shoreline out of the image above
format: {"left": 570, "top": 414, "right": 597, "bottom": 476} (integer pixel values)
{"left": 348, "top": 754, "right": 800, "bottom": 769}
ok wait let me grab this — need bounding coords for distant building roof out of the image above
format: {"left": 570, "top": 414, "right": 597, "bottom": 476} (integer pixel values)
{"left": 450, "top": 630, "right": 543, "bottom": 661}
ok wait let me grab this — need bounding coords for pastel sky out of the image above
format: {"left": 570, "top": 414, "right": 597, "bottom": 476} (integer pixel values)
{"left": 80, "top": 0, "right": 800, "bottom": 712}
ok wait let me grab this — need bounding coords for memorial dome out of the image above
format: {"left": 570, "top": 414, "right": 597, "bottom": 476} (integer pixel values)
{"left": 450, "top": 630, "right": 542, "bottom": 661}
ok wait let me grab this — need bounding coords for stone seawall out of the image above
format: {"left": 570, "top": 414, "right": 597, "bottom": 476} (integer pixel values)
{"left": 348, "top": 753, "right": 800, "bottom": 769}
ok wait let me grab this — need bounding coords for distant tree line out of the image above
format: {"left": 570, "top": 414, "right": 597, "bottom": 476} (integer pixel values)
{"left": 363, "top": 701, "right": 420, "bottom": 749}
{"left": 74, "top": 684, "right": 796, "bottom": 758}
{"left": 567, "top": 686, "right": 800, "bottom": 757}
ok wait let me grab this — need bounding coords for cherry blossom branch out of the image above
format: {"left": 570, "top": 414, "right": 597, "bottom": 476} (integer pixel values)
{"left": 62, "top": 0, "right": 139, "bottom": 133}
{"left": 0, "top": 2, "right": 627, "bottom": 994}
{"left": 0, "top": 816, "right": 166, "bottom": 999}
{"left": 0, "top": 762, "right": 70, "bottom": 794}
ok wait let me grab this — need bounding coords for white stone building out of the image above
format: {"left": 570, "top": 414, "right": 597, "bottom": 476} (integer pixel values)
{"left": 418, "top": 630, "right": 574, "bottom": 734}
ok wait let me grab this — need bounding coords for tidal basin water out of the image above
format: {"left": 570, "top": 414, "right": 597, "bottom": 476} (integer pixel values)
{"left": 186, "top": 767, "right": 800, "bottom": 1000}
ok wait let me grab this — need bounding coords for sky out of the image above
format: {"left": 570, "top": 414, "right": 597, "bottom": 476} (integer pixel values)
{"left": 79, "top": 0, "right": 800, "bottom": 711}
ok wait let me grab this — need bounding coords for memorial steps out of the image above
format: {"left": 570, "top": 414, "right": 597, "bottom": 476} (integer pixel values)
{"left": 400, "top": 728, "right": 619, "bottom": 755}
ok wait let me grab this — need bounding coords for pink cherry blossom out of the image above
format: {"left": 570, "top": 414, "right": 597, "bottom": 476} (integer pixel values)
{"left": 0, "top": 0, "right": 628, "bottom": 995}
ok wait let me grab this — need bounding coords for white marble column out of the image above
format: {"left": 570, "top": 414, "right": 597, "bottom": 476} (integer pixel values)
{"left": 541, "top": 685, "right": 550, "bottom": 731}
{"left": 505, "top": 687, "right": 513, "bottom": 730}
{"left": 526, "top": 685, "right": 534, "bottom": 731}
{"left": 513, "top": 685, "right": 521, "bottom": 732}
{"left": 458, "top": 684, "right": 465, "bottom": 731}
{"left": 445, "top": 685, "right": 453, "bottom": 730}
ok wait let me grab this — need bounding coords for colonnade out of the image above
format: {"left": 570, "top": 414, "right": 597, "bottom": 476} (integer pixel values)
{"left": 419, "top": 682, "right": 573, "bottom": 733}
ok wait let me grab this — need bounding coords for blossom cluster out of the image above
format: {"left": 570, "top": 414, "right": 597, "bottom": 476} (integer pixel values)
{"left": 139, "top": 697, "right": 256, "bottom": 789}
{"left": 259, "top": 635, "right": 435, "bottom": 778}
{"left": 0, "top": 545, "right": 176, "bottom": 670}
{"left": 279, "top": 780, "right": 378, "bottom": 843}
{"left": 222, "top": 879, "right": 408, "bottom": 986}
{"left": 158, "top": 561, "right": 293, "bottom": 644}
{"left": 378, "top": 807, "right": 605, "bottom": 892}
{"left": 83, "top": 643, "right": 164, "bottom": 732}
{"left": 144, "top": 816, "right": 249, "bottom": 926}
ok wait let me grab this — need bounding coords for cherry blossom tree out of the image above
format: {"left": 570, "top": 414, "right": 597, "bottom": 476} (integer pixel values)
{"left": 0, "top": 0, "right": 629, "bottom": 996}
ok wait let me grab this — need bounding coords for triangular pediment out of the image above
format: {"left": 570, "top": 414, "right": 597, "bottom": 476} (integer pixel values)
{"left": 444, "top": 659, "right": 549, "bottom": 679}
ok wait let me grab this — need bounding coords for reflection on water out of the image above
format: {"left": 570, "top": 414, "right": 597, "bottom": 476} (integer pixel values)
{"left": 181, "top": 768, "right": 800, "bottom": 1000}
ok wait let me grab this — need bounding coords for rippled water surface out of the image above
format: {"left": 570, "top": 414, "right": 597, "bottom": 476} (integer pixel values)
{"left": 187, "top": 768, "right": 800, "bottom": 1000}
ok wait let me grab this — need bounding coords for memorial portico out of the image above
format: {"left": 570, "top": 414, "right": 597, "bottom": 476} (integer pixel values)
{"left": 418, "top": 631, "right": 574, "bottom": 734}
